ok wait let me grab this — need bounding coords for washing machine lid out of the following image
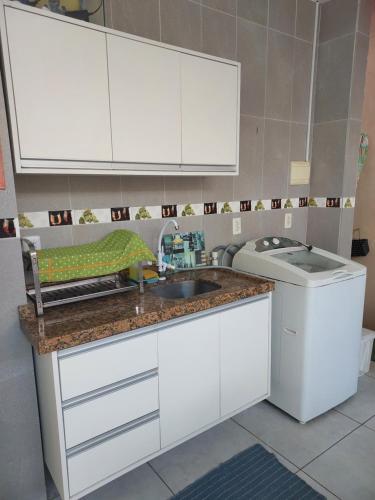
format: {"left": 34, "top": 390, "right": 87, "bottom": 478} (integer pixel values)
{"left": 232, "top": 237, "right": 366, "bottom": 287}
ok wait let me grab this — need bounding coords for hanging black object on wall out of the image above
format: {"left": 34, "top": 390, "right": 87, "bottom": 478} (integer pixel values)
{"left": 352, "top": 228, "right": 369, "bottom": 257}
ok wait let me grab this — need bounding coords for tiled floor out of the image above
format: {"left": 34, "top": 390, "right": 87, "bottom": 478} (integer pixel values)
{"left": 47, "top": 365, "right": 375, "bottom": 500}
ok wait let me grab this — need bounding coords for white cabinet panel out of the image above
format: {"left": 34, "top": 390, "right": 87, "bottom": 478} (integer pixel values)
{"left": 5, "top": 7, "right": 112, "bottom": 161}
{"left": 59, "top": 333, "right": 158, "bottom": 401}
{"left": 64, "top": 376, "right": 159, "bottom": 449}
{"left": 220, "top": 299, "right": 270, "bottom": 416}
{"left": 158, "top": 315, "right": 220, "bottom": 447}
{"left": 181, "top": 54, "right": 238, "bottom": 165}
{"left": 68, "top": 418, "right": 160, "bottom": 497}
{"left": 107, "top": 35, "right": 181, "bottom": 164}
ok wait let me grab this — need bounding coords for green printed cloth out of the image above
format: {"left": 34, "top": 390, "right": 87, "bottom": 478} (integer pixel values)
{"left": 36, "top": 230, "right": 155, "bottom": 283}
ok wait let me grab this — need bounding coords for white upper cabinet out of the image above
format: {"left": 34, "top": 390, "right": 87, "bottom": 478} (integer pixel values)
{"left": 4, "top": 7, "right": 112, "bottom": 162}
{"left": 107, "top": 35, "right": 181, "bottom": 164}
{"left": 1, "top": 1, "right": 240, "bottom": 175}
{"left": 181, "top": 54, "right": 239, "bottom": 166}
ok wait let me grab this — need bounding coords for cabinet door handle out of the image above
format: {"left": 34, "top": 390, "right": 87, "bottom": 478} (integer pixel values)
{"left": 283, "top": 327, "right": 297, "bottom": 336}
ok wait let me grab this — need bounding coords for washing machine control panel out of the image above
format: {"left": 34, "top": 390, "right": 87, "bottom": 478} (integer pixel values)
{"left": 244, "top": 237, "right": 303, "bottom": 253}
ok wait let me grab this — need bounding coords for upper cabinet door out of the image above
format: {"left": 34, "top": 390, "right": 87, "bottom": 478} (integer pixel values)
{"left": 5, "top": 7, "right": 112, "bottom": 161}
{"left": 181, "top": 54, "right": 238, "bottom": 166}
{"left": 107, "top": 35, "right": 181, "bottom": 164}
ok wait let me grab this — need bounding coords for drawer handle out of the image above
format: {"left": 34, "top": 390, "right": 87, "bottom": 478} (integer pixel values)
{"left": 62, "top": 368, "right": 158, "bottom": 409}
{"left": 66, "top": 410, "right": 159, "bottom": 457}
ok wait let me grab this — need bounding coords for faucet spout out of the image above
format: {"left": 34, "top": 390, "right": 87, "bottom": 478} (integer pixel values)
{"left": 157, "top": 219, "right": 179, "bottom": 274}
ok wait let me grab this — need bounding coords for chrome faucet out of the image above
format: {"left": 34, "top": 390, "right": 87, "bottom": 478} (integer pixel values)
{"left": 157, "top": 219, "right": 179, "bottom": 273}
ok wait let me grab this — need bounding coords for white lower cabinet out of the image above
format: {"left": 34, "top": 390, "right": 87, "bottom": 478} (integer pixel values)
{"left": 220, "top": 299, "right": 270, "bottom": 416}
{"left": 158, "top": 314, "right": 221, "bottom": 447}
{"left": 35, "top": 296, "right": 270, "bottom": 499}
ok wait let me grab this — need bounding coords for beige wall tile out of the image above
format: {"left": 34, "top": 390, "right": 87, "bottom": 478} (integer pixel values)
{"left": 69, "top": 175, "right": 122, "bottom": 209}
{"left": 202, "top": 6, "right": 236, "bottom": 59}
{"left": 160, "top": 0, "right": 202, "bottom": 51}
{"left": 106, "top": 0, "right": 160, "bottom": 41}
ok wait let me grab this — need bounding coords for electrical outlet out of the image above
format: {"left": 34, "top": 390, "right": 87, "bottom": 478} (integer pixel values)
{"left": 232, "top": 217, "right": 241, "bottom": 235}
{"left": 284, "top": 213, "right": 292, "bottom": 229}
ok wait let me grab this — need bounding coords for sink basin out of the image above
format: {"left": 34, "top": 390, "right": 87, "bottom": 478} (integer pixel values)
{"left": 151, "top": 279, "right": 221, "bottom": 300}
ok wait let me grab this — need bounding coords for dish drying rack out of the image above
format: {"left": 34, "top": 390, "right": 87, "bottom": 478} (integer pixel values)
{"left": 22, "top": 238, "right": 144, "bottom": 317}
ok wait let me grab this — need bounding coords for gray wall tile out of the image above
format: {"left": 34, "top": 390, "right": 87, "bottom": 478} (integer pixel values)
{"left": 338, "top": 207, "right": 355, "bottom": 258}
{"left": 314, "top": 34, "right": 355, "bottom": 123}
{"left": 72, "top": 221, "right": 139, "bottom": 245}
{"left": 201, "top": 0, "right": 236, "bottom": 15}
{"left": 237, "top": 0, "right": 268, "bottom": 26}
{"left": 106, "top": 0, "right": 160, "bottom": 41}
{"left": 296, "top": 0, "right": 316, "bottom": 42}
{"left": 266, "top": 30, "right": 294, "bottom": 120}
{"left": 306, "top": 207, "right": 341, "bottom": 252}
{"left": 283, "top": 206, "right": 308, "bottom": 242}
{"left": 357, "top": 0, "right": 374, "bottom": 35}
{"left": 269, "top": 0, "right": 296, "bottom": 36}
{"left": 203, "top": 212, "right": 234, "bottom": 249}
{"left": 70, "top": 175, "right": 122, "bottom": 209}
{"left": 237, "top": 18, "right": 267, "bottom": 116}
{"left": 237, "top": 211, "right": 263, "bottom": 243}
{"left": 21, "top": 226, "right": 73, "bottom": 249}
{"left": 292, "top": 39, "right": 313, "bottom": 123}
{"left": 203, "top": 176, "right": 234, "bottom": 202}
{"left": 160, "top": 0, "right": 202, "bottom": 51}
{"left": 350, "top": 32, "right": 370, "bottom": 120}
{"left": 234, "top": 115, "right": 264, "bottom": 200}
{"left": 319, "top": 0, "right": 358, "bottom": 43}
{"left": 288, "top": 123, "right": 310, "bottom": 198}
{"left": 310, "top": 120, "right": 347, "bottom": 197}
{"left": 122, "top": 176, "right": 164, "bottom": 206}
{"left": 261, "top": 209, "right": 285, "bottom": 237}
{"left": 202, "top": 6, "right": 236, "bottom": 59}
{"left": 262, "top": 119, "right": 290, "bottom": 199}
{"left": 15, "top": 174, "right": 71, "bottom": 212}
{"left": 164, "top": 177, "right": 203, "bottom": 204}
{"left": 343, "top": 119, "right": 362, "bottom": 196}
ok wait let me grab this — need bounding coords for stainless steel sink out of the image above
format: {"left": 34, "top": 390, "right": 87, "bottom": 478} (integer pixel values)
{"left": 151, "top": 279, "right": 221, "bottom": 300}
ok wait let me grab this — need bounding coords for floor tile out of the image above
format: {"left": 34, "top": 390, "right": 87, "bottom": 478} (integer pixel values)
{"left": 297, "top": 471, "right": 340, "bottom": 499}
{"left": 261, "top": 443, "right": 298, "bottom": 473}
{"left": 365, "top": 415, "right": 375, "bottom": 431}
{"left": 233, "top": 401, "right": 358, "bottom": 468}
{"left": 83, "top": 463, "right": 172, "bottom": 500}
{"left": 150, "top": 419, "right": 258, "bottom": 493}
{"left": 304, "top": 426, "right": 375, "bottom": 500}
{"left": 335, "top": 374, "right": 375, "bottom": 423}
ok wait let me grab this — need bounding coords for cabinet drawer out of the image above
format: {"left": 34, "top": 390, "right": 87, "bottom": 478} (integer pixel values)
{"left": 64, "top": 375, "right": 159, "bottom": 449}
{"left": 68, "top": 417, "right": 160, "bottom": 497}
{"left": 59, "top": 333, "right": 158, "bottom": 401}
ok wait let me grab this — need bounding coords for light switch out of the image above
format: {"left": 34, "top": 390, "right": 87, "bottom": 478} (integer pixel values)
{"left": 290, "top": 161, "right": 310, "bottom": 185}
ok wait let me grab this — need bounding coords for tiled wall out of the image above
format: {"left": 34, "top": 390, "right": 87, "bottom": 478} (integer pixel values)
{"left": 307, "top": 0, "right": 372, "bottom": 257}
{"left": 0, "top": 87, "right": 46, "bottom": 496}
{"left": 16, "top": 0, "right": 317, "bottom": 252}
{"left": 353, "top": 5, "right": 375, "bottom": 330}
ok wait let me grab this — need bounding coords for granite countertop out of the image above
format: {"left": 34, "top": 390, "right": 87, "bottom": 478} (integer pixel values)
{"left": 18, "top": 268, "right": 274, "bottom": 355}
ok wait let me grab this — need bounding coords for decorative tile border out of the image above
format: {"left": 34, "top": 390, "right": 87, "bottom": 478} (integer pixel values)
{"left": 0, "top": 217, "right": 19, "bottom": 238}
{"left": 17, "top": 197, "right": 356, "bottom": 230}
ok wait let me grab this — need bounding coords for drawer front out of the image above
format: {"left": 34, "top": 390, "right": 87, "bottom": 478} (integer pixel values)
{"left": 64, "top": 376, "right": 159, "bottom": 449}
{"left": 59, "top": 333, "right": 158, "bottom": 401}
{"left": 68, "top": 417, "right": 160, "bottom": 497}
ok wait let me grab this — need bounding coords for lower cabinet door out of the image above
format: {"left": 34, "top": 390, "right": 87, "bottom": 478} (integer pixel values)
{"left": 220, "top": 298, "right": 270, "bottom": 416}
{"left": 158, "top": 315, "right": 220, "bottom": 447}
{"left": 67, "top": 418, "right": 160, "bottom": 497}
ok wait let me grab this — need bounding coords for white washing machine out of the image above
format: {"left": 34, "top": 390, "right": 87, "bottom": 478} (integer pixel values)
{"left": 233, "top": 237, "right": 366, "bottom": 423}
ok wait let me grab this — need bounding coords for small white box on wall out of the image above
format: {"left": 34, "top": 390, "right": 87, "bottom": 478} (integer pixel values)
{"left": 290, "top": 161, "right": 311, "bottom": 185}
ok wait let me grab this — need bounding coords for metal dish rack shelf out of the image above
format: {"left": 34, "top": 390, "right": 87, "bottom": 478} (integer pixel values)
{"left": 22, "top": 238, "right": 144, "bottom": 317}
